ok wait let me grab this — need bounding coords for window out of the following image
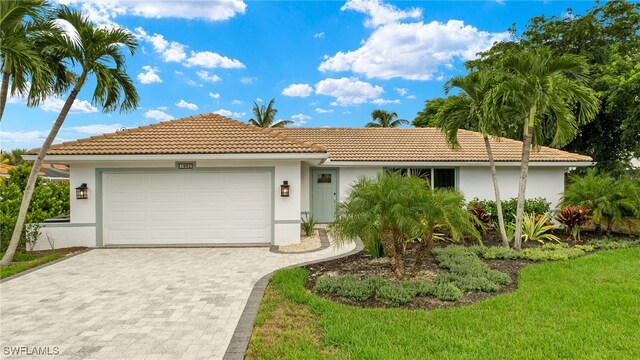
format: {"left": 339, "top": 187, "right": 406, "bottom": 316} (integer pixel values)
{"left": 384, "top": 167, "right": 456, "bottom": 189}
{"left": 317, "top": 173, "right": 332, "bottom": 183}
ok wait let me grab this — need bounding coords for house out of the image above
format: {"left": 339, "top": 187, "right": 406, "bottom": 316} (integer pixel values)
{"left": 24, "top": 114, "right": 592, "bottom": 250}
{"left": 0, "top": 163, "right": 70, "bottom": 182}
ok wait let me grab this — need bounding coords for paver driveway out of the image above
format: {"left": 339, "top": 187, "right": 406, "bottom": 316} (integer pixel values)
{"left": 0, "top": 242, "right": 355, "bottom": 360}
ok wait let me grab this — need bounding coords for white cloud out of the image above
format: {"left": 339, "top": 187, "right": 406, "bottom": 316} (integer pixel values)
{"left": 144, "top": 109, "right": 174, "bottom": 121}
{"left": 231, "top": 99, "right": 243, "bottom": 105}
{"left": 319, "top": 16, "right": 509, "bottom": 80}
{"left": 315, "top": 77, "right": 384, "bottom": 106}
{"left": 343, "top": 111, "right": 352, "bottom": 115}
{"left": 291, "top": 113, "right": 311, "bottom": 127}
{"left": 135, "top": 27, "right": 244, "bottom": 69}
{"left": 406, "top": 94, "right": 416, "bottom": 99}
{"left": 315, "top": 108, "right": 334, "bottom": 114}
{"left": 58, "top": 0, "right": 247, "bottom": 23}
{"left": 341, "top": 0, "right": 422, "bottom": 28}
{"left": 282, "top": 83, "right": 313, "bottom": 98}
{"left": 241, "top": 77, "right": 257, "bottom": 84}
{"left": 209, "top": 92, "right": 221, "bottom": 99}
{"left": 68, "top": 123, "right": 124, "bottom": 135}
{"left": 176, "top": 99, "right": 198, "bottom": 111}
{"left": 185, "top": 79, "right": 203, "bottom": 87}
{"left": 41, "top": 98, "right": 98, "bottom": 114}
{"left": 314, "top": 32, "right": 325, "bottom": 38}
{"left": 185, "top": 51, "right": 245, "bottom": 69}
{"left": 371, "top": 98, "right": 401, "bottom": 105}
{"left": 137, "top": 65, "right": 162, "bottom": 84}
{"left": 255, "top": 98, "right": 263, "bottom": 103}
{"left": 395, "top": 87, "right": 408, "bottom": 96}
{"left": 196, "top": 70, "right": 222, "bottom": 83}
{"left": 212, "top": 109, "right": 246, "bottom": 118}
{"left": 0, "top": 130, "right": 47, "bottom": 144}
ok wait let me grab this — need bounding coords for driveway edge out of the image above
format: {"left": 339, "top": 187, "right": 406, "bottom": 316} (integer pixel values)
{"left": 0, "top": 249, "right": 92, "bottom": 283}
{"left": 223, "top": 237, "right": 364, "bottom": 360}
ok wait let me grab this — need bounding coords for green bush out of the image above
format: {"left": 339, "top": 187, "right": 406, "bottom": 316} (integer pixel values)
{"left": 314, "top": 275, "right": 378, "bottom": 301}
{"left": 400, "top": 280, "right": 435, "bottom": 297}
{"left": 377, "top": 283, "right": 415, "bottom": 306}
{"left": 468, "top": 197, "right": 551, "bottom": 225}
{"left": 520, "top": 247, "right": 585, "bottom": 261}
{"left": 588, "top": 238, "right": 640, "bottom": 250}
{"left": 0, "top": 165, "right": 70, "bottom": 253}
{"left": 432, "top": 246, "right": 511, "bottom": 292}
{"left": 431, "top": 282, "right": 463, "bottom": 301}
{"left": 300, "top": 213, "right": 317, "bottom": 237}
{"left": 362, "top": 232, "right": 384, "bottom": 258}
{"left": 480, "top": 246, "right": 521, "bottom": 260}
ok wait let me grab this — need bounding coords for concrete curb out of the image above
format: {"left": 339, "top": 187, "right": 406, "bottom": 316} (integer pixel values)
{"left": 269, "top": 228, "right": 332, "bottom": 254}
{"left": 223, "top": 237, "right": 364, "bottom": 360}
{"left": 0, "top": 249, "right": 92, "bottom": 283}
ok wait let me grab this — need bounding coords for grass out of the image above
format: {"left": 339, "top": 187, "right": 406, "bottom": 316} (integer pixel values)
{"left": 0, "top": 251, "right": 66, "bottom": 279}
{"left": 249, "top": 247, "right": 640, "bottom": 359}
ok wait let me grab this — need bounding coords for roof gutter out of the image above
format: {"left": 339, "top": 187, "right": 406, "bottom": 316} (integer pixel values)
{"left": 318, "top": 160, "right": 595, "bottom": 167}
{"left": 21, "top": 152, "right": 328, "bottom": 163}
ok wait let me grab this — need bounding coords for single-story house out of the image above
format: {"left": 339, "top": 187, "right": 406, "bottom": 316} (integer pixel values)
{"left": 24, "top": 113, "right": 592, "bottom": 250}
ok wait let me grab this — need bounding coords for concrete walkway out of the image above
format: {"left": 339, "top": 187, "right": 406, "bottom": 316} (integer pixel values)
{"left": 0, "top": 242, "right": 355, "bottom": 360}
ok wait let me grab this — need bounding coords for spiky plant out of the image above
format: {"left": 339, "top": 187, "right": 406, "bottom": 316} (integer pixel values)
{"left": 521, "top": 213, "right": 560, "bottom": 244}
{"left": 467, "top": 202, "right": 493, "bottom": 231}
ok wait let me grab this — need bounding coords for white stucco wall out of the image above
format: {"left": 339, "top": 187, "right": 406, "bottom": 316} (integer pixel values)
{"left": 458, "top": 166, "right": 566, "bottom": 208}
{"left": 338, "top": 167, "right": 383, "bottom": 201}
{"left": 37, "top": 159, "right": 305, "bottom": 248}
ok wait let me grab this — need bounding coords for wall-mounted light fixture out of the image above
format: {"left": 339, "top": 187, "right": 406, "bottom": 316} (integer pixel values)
{"left": 75, "top": 183, "right": 88, "bottom": 199}
{"left": 280, "top": 181, "right": 290, "bottom": 197}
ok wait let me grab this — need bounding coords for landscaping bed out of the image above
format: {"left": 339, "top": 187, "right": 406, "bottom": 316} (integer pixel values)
{"left": 0, "top": 247, "right": 87, "bottom": 279}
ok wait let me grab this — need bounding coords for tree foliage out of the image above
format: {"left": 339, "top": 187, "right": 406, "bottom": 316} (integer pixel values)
{"left": 469, "top": 0, "right": 640, "bottom": 173}
{"left": 248, "top": 98, "right": 293, "bottom": 128}
{"left": 366, "top": 109, "right": 408, "bottom": 128}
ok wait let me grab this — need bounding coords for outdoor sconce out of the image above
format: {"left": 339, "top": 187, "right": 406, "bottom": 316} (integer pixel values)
{"left": 280, "top": 181, "right": 290, "bottom": 197}
{"left": 75, "top": 183, "right": 88, "bottom": 200}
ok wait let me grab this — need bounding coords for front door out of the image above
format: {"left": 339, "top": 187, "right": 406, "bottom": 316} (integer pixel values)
{"left": 311, "top": 169, "right": 338, "bottom": 223}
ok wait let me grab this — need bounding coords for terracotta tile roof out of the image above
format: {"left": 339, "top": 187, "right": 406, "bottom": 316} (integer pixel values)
{"left": 0, "top": 163, "right": 69, "bottom": 178}
{"left": 273, "top": 128, "right": 593, "bottom": 162}
{"left": 28, "top": 114, "right": 327, "bottom": 156}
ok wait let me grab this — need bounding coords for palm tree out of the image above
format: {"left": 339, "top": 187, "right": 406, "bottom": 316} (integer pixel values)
{"left": 330, "top": 172, "right": 426, "bottom": 278}
{"left": 490, "top": 48, "right": 599, "bottom": 250}
{"left": 411, "top": 188, "right": 481, "bottom": 277}
{"left": 0, "top": 7, "right": 139, "bottom": 266}
{"left": 366, "top": 109, "right": 409, "bottom": 128}
{"left": 0, "top": 0, "right": 54, "bottom": 122}
{"left": 248, "top": 98, "right": 293, "bottom": 128}
{"left": 0, "top": 148, "right": 28, "bottom": 165}
{"left": 435, "top": 71, "right": 511, "bottom": 247}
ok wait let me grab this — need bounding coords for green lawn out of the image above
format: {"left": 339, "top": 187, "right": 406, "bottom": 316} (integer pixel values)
{"left": 0, "top": 251, "right": 66, "bottom": 279}
{"left": 248, "top": 248, "right": 640, "bottom": 359}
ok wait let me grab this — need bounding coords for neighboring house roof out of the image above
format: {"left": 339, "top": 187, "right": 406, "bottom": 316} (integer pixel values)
{"left": 27, "top": 114, "right": 326, "bottom": 156}
{"left": 0, "top": 163, "right": 69, "bottom": 178}
{"left": 274, "top": 128, "right": 593, "bottom": 163}
{"left": 27, "top": 114, "right": 592, "bottom": 163}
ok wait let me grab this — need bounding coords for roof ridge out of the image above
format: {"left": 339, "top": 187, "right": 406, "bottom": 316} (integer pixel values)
{"left": 219, "top": 116, "right": 327, "bottom": 152}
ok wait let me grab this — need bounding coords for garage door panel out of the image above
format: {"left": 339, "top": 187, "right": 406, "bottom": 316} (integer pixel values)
{"left": 104, "top": 171, "right": 271, "bottom": 245}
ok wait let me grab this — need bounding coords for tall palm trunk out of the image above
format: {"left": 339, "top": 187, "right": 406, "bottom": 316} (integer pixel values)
{"left": 513, "top": 126, "right": 534, "bottom": 250}
{"left": 484, "top": 135, "right": 509, "bottom": 246}
{"left": 0, "top": 71, "right": 10, "bottom": 122}
{"left": 0, "top": 88, "right": 79, "bottom": 266}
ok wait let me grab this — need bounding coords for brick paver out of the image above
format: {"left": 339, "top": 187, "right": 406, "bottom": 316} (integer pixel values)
{"left": 0, "top": 243, "right": 355, "bottom": 360}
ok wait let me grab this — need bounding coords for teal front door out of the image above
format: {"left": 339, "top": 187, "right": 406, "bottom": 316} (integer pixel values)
{"left": 311, "top": 169, "right": 338, "bottom": 223}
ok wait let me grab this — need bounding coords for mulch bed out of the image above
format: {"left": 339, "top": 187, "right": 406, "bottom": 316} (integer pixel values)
{"left": 304, "top": 247, "right": 532, "bottom": 311}
{"left": 27, "top": 246, "right": 88, "bottom": 257}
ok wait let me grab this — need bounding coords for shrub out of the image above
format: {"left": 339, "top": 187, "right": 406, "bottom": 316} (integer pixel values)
{"left": 314, "top": 275, "right": 379, "bottom": 301}
{"left": 520, "top": 247, "right": 585, "bottom": 261}
{"left": 563, "top": 169, "right": 640, "bottom": 233}
{"left": 300, "top": 213, "right": 317, "bottom": 237}
{"left": 361, "top": 232, "right": 384, "bottom": 258}
{"left": 521, "top": 213, "right": 560, "bottom": 244}
{"left": 588, "top": 238, "right": 640, "bottom": 250}
{"left": 469, "top": 197, "right": 551, "bottom": 225}
{"left": 467, "top": 202, "right": 492, "bottom": 230}
{"left": 432, "top": 282, "right": 463, "bottom": 301}
{"left": 555, "top": 205, "right": 592, "bottom": 242}
{"left": 377, "top": 283, "right": 415, "bottom": 306}
{"left": 400, "top": 280, "right": 434, "bottom": 297}
{"left": 0, "top": 165, "right": 70, "bottom": 253}
{"left": 432, "top": 246, "right": 511, "bottom": 292}
{"left": 480, "top": 246, "right": 521, "bottom": 260}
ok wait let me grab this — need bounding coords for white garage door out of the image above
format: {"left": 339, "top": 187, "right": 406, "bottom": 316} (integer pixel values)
{"left": 103, "top": 171, "right": 271, "bottom": 245}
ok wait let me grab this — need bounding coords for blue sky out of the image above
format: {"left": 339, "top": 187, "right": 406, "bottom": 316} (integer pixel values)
{"left": 1, "top": 0, "right": 596, "bottom": 150}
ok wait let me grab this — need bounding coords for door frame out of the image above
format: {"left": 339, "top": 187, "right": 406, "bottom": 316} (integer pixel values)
{"left": 96, "top": 166, "right": 275, "bottom": 247}
{"left": 309, "top": 167, "right": 340, "bottom": 223}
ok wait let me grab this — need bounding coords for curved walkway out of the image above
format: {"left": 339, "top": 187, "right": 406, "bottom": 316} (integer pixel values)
{"left": 0, "top": 240, "right": 356, "bottom": 360}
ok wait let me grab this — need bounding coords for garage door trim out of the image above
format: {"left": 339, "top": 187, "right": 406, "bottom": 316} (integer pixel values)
{"left": 95, "top": 166, "right": 275, "bottom": 247}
